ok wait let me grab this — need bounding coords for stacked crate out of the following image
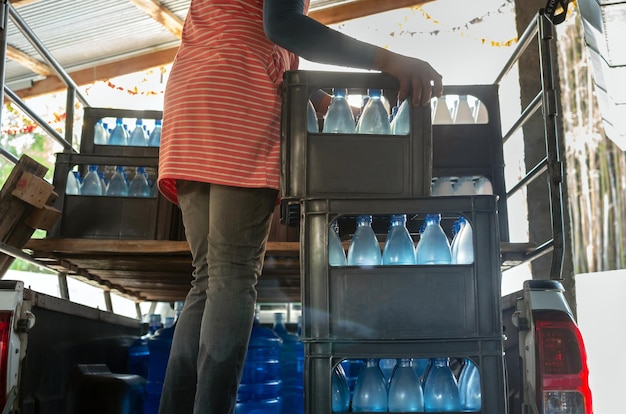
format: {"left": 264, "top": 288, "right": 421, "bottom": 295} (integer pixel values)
{"left": 49, "top": 107, "right": 183, "bottom": 240}
{"left": 280, "top": 70, "right": 508, "bottom": 413}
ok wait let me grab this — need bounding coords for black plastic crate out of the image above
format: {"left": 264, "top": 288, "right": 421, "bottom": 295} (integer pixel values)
{"left": 432, "top": 85, "right": 509, "bottom": 241}
{"left": 79, "top": 107, "right": 163, "bottom": 157}
{"left": 49, "top": 152, "right": 182, "bottom": 240}
{"left": 300, "top": 196, "right": 502, "bottom": 341}
{"left": 305, "top": 348, "right": 506, "bottom": 414}
{"left": 280, "top": 70, "right": 432, "bottom": 214}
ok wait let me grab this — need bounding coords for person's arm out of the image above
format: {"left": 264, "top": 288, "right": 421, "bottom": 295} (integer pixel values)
{"left": 263, "top": 0, "right": 443, "bottom": 107}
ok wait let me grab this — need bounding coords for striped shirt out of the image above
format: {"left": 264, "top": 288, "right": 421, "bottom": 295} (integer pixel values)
{"left": 158, "top": 0, "right": 299, "bottom": 204}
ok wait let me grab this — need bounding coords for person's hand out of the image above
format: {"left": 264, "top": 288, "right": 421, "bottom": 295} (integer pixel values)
{"left": 373, "top": 48, "right": 443, "bottom": 107}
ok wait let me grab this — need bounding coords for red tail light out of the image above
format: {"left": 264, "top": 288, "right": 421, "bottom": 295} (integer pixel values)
{"left": 534, "top": 310, "right": 593, "bottom": 414}
{"left": 0, "top": 311, "right": 13, "bottom": 410}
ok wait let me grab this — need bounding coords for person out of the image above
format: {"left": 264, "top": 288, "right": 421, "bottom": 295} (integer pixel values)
{"left": 156, "top": 0, "right": 443, "bottom": 412}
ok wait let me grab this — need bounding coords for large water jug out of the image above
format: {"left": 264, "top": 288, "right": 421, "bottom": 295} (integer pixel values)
{"left": 332, "top": 363, "right": 351, "bottom": 412}
{"left": 147, "top": 119, "right": 162, "bottom": 147}
{"left": 108, "top": 117, "right": 128, "bottom": 146}
{"left": 390, "top": 99, "right": 410, "bottom": 135}
{"left": 329, "top": 220, "right": 347, "bottom": 266}
{"left": 356, "top": 89, "right": 391, "bottom": 134}
{"left": 458, "top": 358, "right": 481, "bottom": 411}
{"left": 415, "top": 214, "right": 451, "bottom": 265}
{"left": 80, "top": 165, "right": 103, "bottom": 196}
{"left": 323, "top": 88, "right": 355, "bottom": 133}
{"left": 144, "top": 323, "right": 175, "bottom": 414}
{"left": 128, "top": 119, "right": 148, "bottom": 146}
{"left": 128, "top": 167, "right": 151, "bottom": 197}
{"left": 94, "top": 119, "right": 108, "bottom": 145}
{"left": 273, "top": 313, "right": 304, "bottom": 414}
{"left": 451, "top": 216, "right": 474, "bottom": 264}
{"left": 388, "top": 358, "right": 424, "bottom": 412}
{"left": 382, "top": 214, "right": 416, "bottom": 265}
{"left": 352, "top": 358, "right": 388, "bottom": 412}
{"left": 423, "top": 358, "right": 460, "bottom": 412}
{"left": 65, "top": 169, "right": 80, "bottom": 195}
{"left": 347, "top": 215, "right": 382, "bottom": 266}
{"left": 237, "top": 315, "right": 283, "bottom": 414}
{"left": 106, "top": 166, "right": 128, "bottom": 197}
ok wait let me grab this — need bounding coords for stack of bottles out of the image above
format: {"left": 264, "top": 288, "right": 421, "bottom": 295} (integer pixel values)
{"left": 431, "top": 176, "right": 493, "bottom": 196}
{"left": 272, "top": 312, "right": 305, "bottom": 414}
{"left": 237, "top": 313, "right": 283, "bottom": 414}
{"left": 95, "top": 117, "right": 162, "bottom": 147}
{"left": 431, "top": 94, "right": 488, "bottom": 125}
{"left": 65, "top": 165, "right": 156, "bottom": 198}
{"left": 331, "top": 357, "right": 481, "bottom": 412}
{"left": 329, "top": 213, "right": 474, "bottom": 267}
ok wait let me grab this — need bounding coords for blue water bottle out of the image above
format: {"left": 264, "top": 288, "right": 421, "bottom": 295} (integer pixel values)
{"left": 128, "top": 167, "right": 151, "bottom": 197}
{"left": 388, "top": 358, "right": 424, "bottom": 412}
{"left": 347, "top": 215, "right": 382, "bottom": 266}
{"left": 458, "top": 358, "right": 481, "bottom": 411}
{"left": 423, "top": 358, "right": 460, "bottom": 412}
{"left": 322, "top": 88, "right": 356, "bottom": 133}
{"left": 128, "top": 119, "right": 148, "bottom": 146}
{"left": 382, "top": 214, "right": 416, "bottom": 265}
{"left": 80, "top": 165, "right": 103, "bottom": 196}
{"left": 148, "top": 119, "right": 162, "bottom": 147}
{"left": 329, "top": 220, "right": 347, "bottom": 266}
{"left": 415, "top": 214, "right": 451, "bottom": 265}
{"left": 144, "top": 322, "right": 175, "bottom": 414}
{"left": 352, "top": 358, "right": 388, "bottom": 412}
{"left": 108, "top": 117, "right": 128, "bottom": 146}
{"left": 237, "top": 314, "right": 283, "bottom": 414}
{"left": 356, "top": 88, "right": 391, "bottom": 134}
{"left": 273, "top": 313, "right": 304, "bottom": 414}
{"left": 106, "top": 166, "right": 129, "bottom": 197}
{"left": 451, "top": 216, "right": 474, "bottom": 264}
{"left": 332, "top": 363, "right": 351, "bottom": 412}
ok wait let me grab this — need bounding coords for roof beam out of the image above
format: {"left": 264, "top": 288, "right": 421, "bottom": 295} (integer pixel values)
{"left": 128, "top": 0, "right": 184, "bottom": 38}
{"left": 12, "top": 0, "right": 432, "bottom": 99}
{"left": 6, "top": 44, "right": 54, "bottom": 77}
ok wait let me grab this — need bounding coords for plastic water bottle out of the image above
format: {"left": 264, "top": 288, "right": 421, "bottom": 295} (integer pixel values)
{"left": 423, "top": 358, "right": 461, "bottom": 412}
{"left": 322, "top": 88, "right": 355, "bottom": 133}
{"left": 128, "top": 167, "right": 151, "bottom": 197}
{"left": 237, "top": 314, "right": 283, "bottom": 414}
{"left": 454, "top": 176, "right": 477, "bottom": 195}
{"left": 80, "top": 165, "right": 103, "bottom": 196}
{"left": 474, "top": 176, "right": 493, "bottom": 195}
{"left": 273, "top": 313, "right": 304, "bottom": 414}
{"left": 106, "top": 166, "right": 128, "bottom": 197}
{"left": 415, "top": 214, "right": 451, "bottom": 265}
{"left": 128, "top": 119, "right": 148, "bottom": 146}
{"left": 65, "top": 169, "right": 80, "bottom": 195}
{"left": 97, "top": 171, "right": 107, "bottom": 195}
{"left": 382, "top": 214, "right": 416, "bottom": 265}
{"left": 341, "top": 359, "right": 365, "bottom": 400}
{"left": 332, "top": 363, "right": 351, "bottom": 412}
{"left": 347, "top": 215, "right": 382, "bottom": 266}
{"left": 352, "top": 358, "right": 388, "bottom": 412}
{"left": 453, "top": 95, "right": 475, "bottom": 124}
{"left": 356, "top": 89, "right": 391, "bottom": 134}
{"left": 388, "top": 358, "right": 425, "bottom": 412}
{"left": 108, "top": 117, "right": 128, "bottom": 146}
{"left": 329, "top": 220, "right": 347, "bottom": 266}
{"left": 307, "top": 100, "right": 319, "bottom": 133}
{"left": 432, "top": 96, "right": 453, "bottom": 125}
{"left": 474, "top": 100, "right": 489, "bottom": 124}
{"left": 379, "top": 358, "right": 397, "bottom": 384}
{"left": 413, "top": 358, "right": 430, "bottom": 382}
{"left": 431, "top": 177, "right": 454, "bottom": 196}
{"left": 458, "top": 359, "right": 481, "bottom": 411}
{"left": 390, "top": 99, "right": 410, "bottom": 135}
{"left": 94, "top": 119, "right": 108, "bottom": 145}
{"left": 147, "top": 119, "right": 162, "bottom": 147}
{"left": 451, "top": 216, "right": 474, "bottom": 264}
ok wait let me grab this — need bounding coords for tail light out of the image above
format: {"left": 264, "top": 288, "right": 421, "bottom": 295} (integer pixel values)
{"left": 0, "top": 311, "right": 13, "bottom": 409}
{"left": 534, "top": 310, "right": 593, "bottom": 414}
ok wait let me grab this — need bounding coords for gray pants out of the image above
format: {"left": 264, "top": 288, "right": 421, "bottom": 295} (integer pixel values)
{"left": 158, "top": 180, "right": 278, "bottom": 414}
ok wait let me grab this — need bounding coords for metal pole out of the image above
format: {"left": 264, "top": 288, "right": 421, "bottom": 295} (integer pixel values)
{"left": 0, "top": 0, "right": 9, "bottom": 131}
{"left": 494, "top": 13, "right": 539, "bottom": 85}
{"left": 0, "top": 146, "right": 19, "bottom": 164}
{"left": 57, "top": 272, "right": 70, "bottom": 300}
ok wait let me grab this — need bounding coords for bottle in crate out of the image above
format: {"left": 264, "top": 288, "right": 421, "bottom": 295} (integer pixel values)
{"left": 347, "top": 215, "right": 382, "bottom": 266}
{"left": 307, "top": 100, "right": 319, "bottom": 133}
{"left": 415, "top": 214, "right": 451, "bottom": 265}
{"left": 94, "top": 119, "right": 108, "bottom": 145}
{"left": 108, "top": 117, "right": 128, "bottom": 146}
{"left": 128, "top": 167, "right": 151, "bottom": 197}
{"left": 423, "top": 358, "right": 461, "bottom": 412}
{"left": 453, "top": 95, "right": 475, "bottom": 124}
{"left": 65, "top": 169, "right": 80, "bottom": 195}
{"left": 390, "top": 98, "right": 410, "bottom": 135}
{"left": 458, "top": 358, "right": 481, "bottom": 411}
{"left": 329, "top": 220, "right": 347, "bottom": 267}
{"left": 432, "top": 96, "right": 453, "bottom": 125}
{"left": 106, "top": 166, "right": 129, "bottom": 197}
{"left": 453, "top": 176, "right": 477, "bottom": 195}
{"left": 81, "top": 165, "right": 103, "bottom": 196}
{"left": 352, "top": 358, "right": 388, "bottom": 412}
{"left": 148, "top": 119, "right": 162, "bottom": 147}
{"left": 451, "top": 216, "right": 474, "bottom": 265}
{"left": 128, "top": 118, "right": 148, "bottom": 146}
{"left": 356, "top": 88, "right": 391, "bottom": 134}
{"left": 322, "top": 88, "right": 355, "bottom": 134}
{"left": 332, "top": 363, "right": 350, "bottom": 412}
{"left": 388, "top": 358, "right": 424, "bottom": 412}
{"left": 382, "top": 214, "right": 416, "bottom": 265}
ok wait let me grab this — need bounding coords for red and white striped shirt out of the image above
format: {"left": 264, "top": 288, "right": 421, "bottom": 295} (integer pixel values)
{"left": 158, "top": 0, "right": 299, "bottom": 204}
